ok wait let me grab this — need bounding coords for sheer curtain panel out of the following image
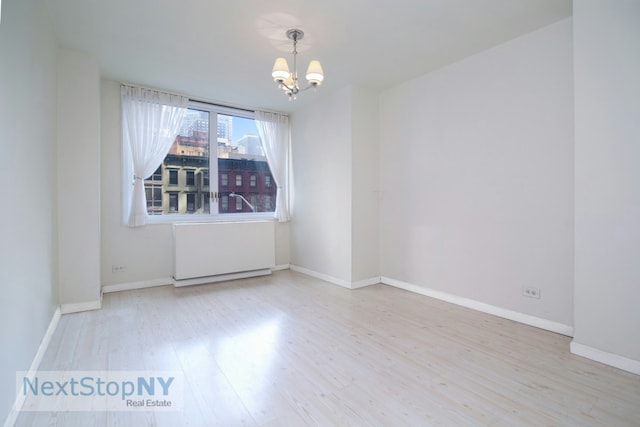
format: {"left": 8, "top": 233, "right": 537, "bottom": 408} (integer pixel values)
{"left": 121, "top": 85, "right": 188, "bottom": 227}
{"left": 255, "top": 111, "right": 290, "bottom": 222}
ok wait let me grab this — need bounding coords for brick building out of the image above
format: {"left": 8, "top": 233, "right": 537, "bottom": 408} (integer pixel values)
{"left": 145, "top": 131, "right": 275, "bottom": 215}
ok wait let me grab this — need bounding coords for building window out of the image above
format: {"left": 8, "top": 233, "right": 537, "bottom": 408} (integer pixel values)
{"left": 144, "top": 187, "right": 162, "bottom": 215}
{"left": 169, "top": 193, "right": 178, "bottom": 212}
{"left": 264, "top": 195, "right": 272, "bottom": 210}
{"left": 250, "top": 194, "right": 258, "bottom": 210}
{"left": 135, "top": 102, "right": 276, "bottom": 219}
{"left": 144, "top": 166, "right": 163, "bottom": 215}
{"left": 186, "top": 193, "right": 195, "bottom": 213}
{"left": 186, "top": 170, "right": 195, "bottom": 186}
{"left": 265, "top": 175, "right": 272, "bottom": 188}
{"left": 169, "top": 170, "right": 178, "bottom": 185}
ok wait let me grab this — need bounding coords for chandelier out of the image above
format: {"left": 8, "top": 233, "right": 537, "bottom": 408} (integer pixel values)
{"left": 271, "top": 29, "right": 324, "bottom": 101}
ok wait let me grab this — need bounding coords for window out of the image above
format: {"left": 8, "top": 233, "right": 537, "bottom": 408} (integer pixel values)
{"left": 186, "top": 193, "right": 195, "bottom": 213}
{"left": 264, "top": 195, "right": 272, "bottom": 210}
{"left": 144, "top": 166, "right": 163, "bottom": 215}
{"left": 186, "top": 170, "right": 195, "bottom": 186}
{"left": 169, "top": 193, "right": 178, "bottom": 212}
{"left": 169, "top": 170, "right": 178, "bottom": 185}
{"left": 137, "top": 101, "right": 276, "bottom": 221}
{"left": 265, "top": 175, "right": 272, "bottom": 188}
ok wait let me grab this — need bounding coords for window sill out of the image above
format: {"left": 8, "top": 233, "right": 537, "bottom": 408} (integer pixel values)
{"left": 143, "top": 212, "right": 276, "bottom": 225}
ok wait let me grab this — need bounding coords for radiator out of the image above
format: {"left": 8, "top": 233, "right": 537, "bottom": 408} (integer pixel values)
{"left": 173, "top": 221, "right": 275, "bottom": 286}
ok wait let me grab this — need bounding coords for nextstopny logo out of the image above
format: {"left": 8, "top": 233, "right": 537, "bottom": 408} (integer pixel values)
{"left": 17, "top": 371, "right": 184, "bottom": 412}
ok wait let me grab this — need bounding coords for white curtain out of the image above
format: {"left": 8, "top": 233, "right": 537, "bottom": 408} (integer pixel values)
{"left": 121, "top": 85, "right": 188, "bottom": 227}
{"left": 255, "top": 111, "right": 290, "bottom": 222}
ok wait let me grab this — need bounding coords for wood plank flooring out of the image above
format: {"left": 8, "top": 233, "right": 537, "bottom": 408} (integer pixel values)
{"left": 15, "top": 270, "right": 640, "bottom": 426}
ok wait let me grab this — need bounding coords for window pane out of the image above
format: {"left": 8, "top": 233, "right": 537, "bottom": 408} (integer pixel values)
{"left": 141, "top": 103, "right": 275, "bottom": 218}
{"left": 216, "top": 114, "right": 275, "bottom": 214}
{"left": 186, "top": 193, "right": 195, "bottom": 213}
{"left": 147, "top": 108, "right": 210, "bottom": 215}
{"left": 169, "top": 194, "right": 178, "bottom": 212}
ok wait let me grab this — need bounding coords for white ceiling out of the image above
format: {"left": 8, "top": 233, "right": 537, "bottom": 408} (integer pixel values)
{"left": 45, "top": 0, "right": 572, "bottom": 113}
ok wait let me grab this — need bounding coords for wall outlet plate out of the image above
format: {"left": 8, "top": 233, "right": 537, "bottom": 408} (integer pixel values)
{"left": 111, "top": 265, "right": 126, "bottom": 273}
{"left": 522, "top": 287, "right": 541, "bottom": 299}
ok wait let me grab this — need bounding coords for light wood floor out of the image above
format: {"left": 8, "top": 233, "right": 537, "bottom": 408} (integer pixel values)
{"left": 16, "top": 270, "right": 640, "bottom": 426}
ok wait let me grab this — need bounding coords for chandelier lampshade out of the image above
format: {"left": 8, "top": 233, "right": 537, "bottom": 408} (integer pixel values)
{"left": 271, "top": 57, "right": 291, "bottom": 83}
{"left": 271, "top": 29, "right": 324, "bottom": 100}
{"left": 305, "top": 60, "right": 324, "bottom": 86}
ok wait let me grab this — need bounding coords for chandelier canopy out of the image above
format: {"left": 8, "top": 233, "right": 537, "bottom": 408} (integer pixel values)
{"left": 271, "top": 29, "right": 324, "bottom": 101}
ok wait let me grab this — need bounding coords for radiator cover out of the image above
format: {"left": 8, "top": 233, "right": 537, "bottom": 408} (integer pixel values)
{"left": 173, "top": 221, "right": 275, "bottom": 282}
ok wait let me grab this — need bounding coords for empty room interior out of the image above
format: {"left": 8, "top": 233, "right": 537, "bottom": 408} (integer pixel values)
{"left": 1, "top": 0, "right": 639, "bottom": 425}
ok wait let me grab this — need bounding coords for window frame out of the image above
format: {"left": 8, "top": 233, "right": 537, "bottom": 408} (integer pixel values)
{"left": 144, "top": 100, "right": 276, "bottom": 224}
{"left": 168, "top": 169, "right": 178, "bottom": 186}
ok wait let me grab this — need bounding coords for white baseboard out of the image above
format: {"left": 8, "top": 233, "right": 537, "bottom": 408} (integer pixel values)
{"left": 381, "top": 276, "right": 574, "bottom": 337}
{"left": 59, "top": 299, "right": 102, "bottom": 315}
{"left": 570, "top": 341, "right": 640, "bottom": 375}
{"left": 4, "top": 306, "right": 61, "bottom": 427}
{"left": 351, "top": 276, "right": 382, "bottom": 289}
{"left": 173, "top": 269, "right": 272, "bottom": 287}
{"left": 103, "top": 269, "right": 282, "bottom": 293}
{"left": 102, "top": 277, "right": 174, "bottom": 294}
{"left": 272, "top": 264, "right": 290, "bottom": 272}
{"left": 290, "top": 265, "right": 379, "bottom": 290}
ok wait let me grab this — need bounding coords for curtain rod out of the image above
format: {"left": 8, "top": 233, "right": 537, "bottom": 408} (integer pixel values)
{"left": 119, "top": 81, "right": 289, "bottom": 117}
{"left": 119, "top": 81, "right": 288, "bottom": 116}
{"left": 190, "top": 98, "right": 288, "bottom": 117}
{"left": 189, "top": 98, "right": 254, "bottom": 114}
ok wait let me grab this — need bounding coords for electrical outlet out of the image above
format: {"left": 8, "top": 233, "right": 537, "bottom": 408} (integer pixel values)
{"left": 111, "top": 265, "right": 126, "bottom": 273}
{"left": 522, "top": 287, "right": 541, "bottom": 299}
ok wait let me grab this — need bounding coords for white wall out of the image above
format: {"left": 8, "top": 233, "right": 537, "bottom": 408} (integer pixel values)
{"left": 0, "top": 0, "right": 59, "bottom": 419}
{"left": 351, "top": 87, "right": 380, "bottom": 282}
{"left": 100, "top": 79, "right": 290, "bottom": 287}
{"left": 57, "top": 48, "right": 101, "bottom": 309}
{"left": 290, "top": 85, "right": 380, "bottom": 285}
{"left": 379, "top": 19, "right": 574, "bottom": 326}
{"left": 290, "top": 87, "right": 353, "bottom": 283}
{"left": 573, "top": 0, "right": 640, "bottom": 366}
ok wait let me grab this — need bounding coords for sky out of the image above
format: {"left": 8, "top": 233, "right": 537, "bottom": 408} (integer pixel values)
{"left": 182, "top": 109, "right": 259, "bottom": 146}
{"left": 231, "top": 116, "right": 259, "bottom": 145}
